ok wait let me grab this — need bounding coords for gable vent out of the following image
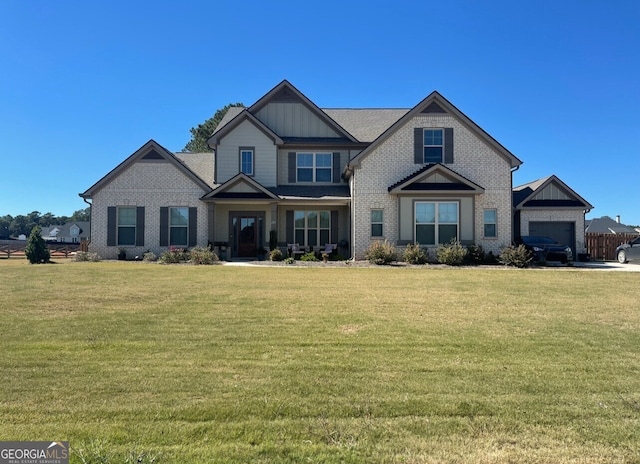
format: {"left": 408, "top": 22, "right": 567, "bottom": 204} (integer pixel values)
{"left": 272, "top": 87, "right": 301, "bottom": 103}
{"left": 142, "top": 150, "right": 164, "bottom": 160}
{"left": 421, "top": 101, "right": 447, "bottom": 114}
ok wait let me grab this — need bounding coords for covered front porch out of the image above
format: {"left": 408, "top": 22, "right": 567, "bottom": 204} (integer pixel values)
{"left": 201, "top": 174, "right": 351, "bottom": 260}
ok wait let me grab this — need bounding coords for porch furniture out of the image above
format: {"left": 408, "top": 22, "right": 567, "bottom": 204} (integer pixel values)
{"left": 314, "top": 243, "right": 337, "bottom": 257}
{"left": 287, "top": 243, "right": 305, "bottom": 258}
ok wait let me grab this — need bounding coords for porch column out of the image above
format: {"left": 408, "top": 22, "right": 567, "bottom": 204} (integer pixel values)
{"left": 207, "top": 203, "right": 215, "bottom": 245}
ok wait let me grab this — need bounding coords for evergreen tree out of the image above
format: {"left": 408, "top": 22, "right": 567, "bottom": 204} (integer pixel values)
{"left": 184, "top": 103, "right": 244, "bottom": 152}
{"left": 25, "top": 226, "right": 50, "bottom": 264}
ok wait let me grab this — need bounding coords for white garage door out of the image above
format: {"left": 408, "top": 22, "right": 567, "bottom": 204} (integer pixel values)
{"left": 529, "top": 221, "right": 575, "bottom": 254}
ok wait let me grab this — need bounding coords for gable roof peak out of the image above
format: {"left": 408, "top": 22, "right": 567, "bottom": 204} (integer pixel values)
{"left": 80, "top": 139, "right": 211, "bottom": 199}
{"left": 247, "top": 80, "right": 358, "bottom": 143}
{"left": 349, "top": 89, "right": 522, "bottom": 169}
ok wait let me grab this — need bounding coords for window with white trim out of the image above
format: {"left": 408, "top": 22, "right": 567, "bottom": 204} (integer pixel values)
{"left": 423, "top": 129, "right": 443, "bottom": 163}
{"left": 371, "top": 209, "right": 383, "bottom": 237}
{"left": 415, "top": 201, "right": 458, "bottom": 245}
{"left": 240, "top": 149, "right": 254, "bottom": 175}
{"left": 117, "top": 206, "right": 136, "bottom": 246}
{"left": 169, "top": 207, "right": 189, "bottom": 247}
{"left": 297, "top": 152, "right": 332, "bottom": 182}
{"left": 483, "top": 209, "right": 497, "bottom": 238}
{"left": 294, "top": 210, "right": 330, "bottom": 247}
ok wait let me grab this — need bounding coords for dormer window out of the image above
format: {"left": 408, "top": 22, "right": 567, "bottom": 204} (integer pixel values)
{"left": 423, "top": 129, "right": 443, "bottom": 163}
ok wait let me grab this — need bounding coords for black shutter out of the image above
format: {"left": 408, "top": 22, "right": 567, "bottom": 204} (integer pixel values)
{"left": 288, "top": 152, "right": 296, "bottom": 183}
{"left": 414, "top": 128, "right": 423, "bottom": 164}
{"left": 332, "top": 152, "right": 341, "bottom": 183}
{"left": 286, "top": 210, "right": 294, "bottom": 243}
{"left": 107, "top": 207, "right": 116, "bottom": 246}
{"left": 331, "top": 210, "right": 339, "bottom": 243}
{"left": 136, "top": 207, "right": 145, "bottom": 246}
{"left": 159, "top": 207, "right": 168, "bottom": 246}
{"left": 188, "top": 207, "right": 197, "bottom": 247}
{"left": 444, "top": 128, "right": 454, "bottom": 164}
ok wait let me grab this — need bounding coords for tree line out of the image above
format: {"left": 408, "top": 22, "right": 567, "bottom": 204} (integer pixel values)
{"left": 0, "top": 208, "right": 90, "bottom": 239}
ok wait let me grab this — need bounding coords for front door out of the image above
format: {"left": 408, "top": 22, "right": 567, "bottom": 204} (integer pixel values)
{"left": 233, "top": 216, "right": 256, "bottom": 258}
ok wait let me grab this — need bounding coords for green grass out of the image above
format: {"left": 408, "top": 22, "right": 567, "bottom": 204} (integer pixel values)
{"left": 1, "top": 259, "right": 639, "bottom": 463}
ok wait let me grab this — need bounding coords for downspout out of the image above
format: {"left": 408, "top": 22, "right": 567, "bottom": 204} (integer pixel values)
{"left": 346, "top": 164, "right": 356, "bottom": 261}
{"left": 510, "top": 165, "right": 520, "bottom": 245}
{"left": 82, "top": 196, "right": 92, "bottom": 245}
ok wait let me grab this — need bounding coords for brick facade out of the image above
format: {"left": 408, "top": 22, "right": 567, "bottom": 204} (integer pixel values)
{"left": 89, "top": 161, "right": 209, "bottom": 259}
{"left": 351, "top": 115, "right": 514, "bottom": 259}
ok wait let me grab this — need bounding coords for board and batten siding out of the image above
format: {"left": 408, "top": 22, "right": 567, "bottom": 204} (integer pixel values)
{"left": 216, "top": 120, "right": 278, "bottom": 186}
{"left": 255, "top": 102, "right": 341, "bottom": 138}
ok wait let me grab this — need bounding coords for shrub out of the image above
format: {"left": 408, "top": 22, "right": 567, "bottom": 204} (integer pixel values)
{"left": 25, "top": 226, "right": 50, "bottom": 264}
{"left": 403, "top": 243, "right": 428, "bottom": 264}
{"left": 73, "top": 251, "right": 101, "bottom": 262}
{"left": 436, "top": 239, "right": 468, "bottom": 266}
{"left": 142, "top": 251, "right": 157, "bottom": 262}
{"left": 466, "top": 244, "right": 485, "bottom": 265}
{"left": 499, "top": 244, "right": 532, "bottom": 268}
{"left": 365, "top": 240, "right": 397, "bottom": 265}
{"left": 270, "top": 249, "right": 284, "bottom": 261}
{"left": 284, "top": 257, "right": 295, "bottom": 264}
{"left": 159, "top": 247, "right": 188, "bottom": 264}
{"left": 300, "top": 251, "right": 319, "bottom": 262}
{"left": 189, "top": 246, "right": 218, "bottom": 265}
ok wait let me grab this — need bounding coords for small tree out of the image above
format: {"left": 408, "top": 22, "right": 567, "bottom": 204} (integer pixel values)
{"left": 25, "top": 226, "right": 50, "bottom": 264}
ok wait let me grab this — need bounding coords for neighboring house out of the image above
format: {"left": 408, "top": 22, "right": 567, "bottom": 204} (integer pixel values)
{"left": 585, "top": 216, "right": 639, "bottom": 235}
{"left": 513, "top": 175, "right": 593, "bottom": 255}
{"left": 40, "top": 222, "right": 91, "bottom": 243}
{"left": 80, "top": 80, "right": 592, "bottom": 260}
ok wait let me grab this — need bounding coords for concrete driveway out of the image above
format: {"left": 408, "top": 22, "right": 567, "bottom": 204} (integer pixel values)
{"left": 572, "top": 261, "right": 640, "bottom": 272}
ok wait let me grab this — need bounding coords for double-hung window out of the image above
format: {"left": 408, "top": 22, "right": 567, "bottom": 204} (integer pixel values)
{"left": 294, "top": 210, "right": 330, "bottom": 247}
{"left": 371, "top": 209, "right": 383, "bottom": 237}
{"left": 169, "top": 207, "right": 189, "bottom": 247}
{"left": 117, "top": 206, "right": 136, "bottom": 246}
{"left": 484, "top": 209, "right": 497, "bottom": 238}
{"left": 297, "top": 153, "right": 332, "bottom": 182}
{"left": 423, "top": 129, "right": 444, "bottom": 163}
{"left": 240, "top": 148, "right": 254, "bottom": 176}
{"left": 415, "top": 201, "right": 458, "bottom": 245}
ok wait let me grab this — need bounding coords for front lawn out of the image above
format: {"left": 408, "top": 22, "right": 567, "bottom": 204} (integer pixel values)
{"left": 1, "top": 260, "right": 638, "bottom": 463}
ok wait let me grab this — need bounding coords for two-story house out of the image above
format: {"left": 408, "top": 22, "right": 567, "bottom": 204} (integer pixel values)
{"left": 80, "top": 80, "right": 592, "bottom": 260}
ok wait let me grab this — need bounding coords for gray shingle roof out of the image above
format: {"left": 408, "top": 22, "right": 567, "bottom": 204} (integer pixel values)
{"left": 268, "top": 185, "right": 350, "bottom": 200}
{"left": 214, "top": 106, "right": 408, "bottom": 144}
{"left": 585, "top": 216, "right": 639, "bottom": 234}
{"left": 174, "top": 152, "right": 215, "bottom": 188}
{"left": 323, "top": 109, "right": 409, "bottom": 143}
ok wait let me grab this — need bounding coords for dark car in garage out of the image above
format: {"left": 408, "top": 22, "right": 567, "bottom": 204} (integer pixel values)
{"left": 515, "top": 236, "right": 573, "bottom": 264}
{"left": 615, "top": 236, "right": 640, "bottom": 263}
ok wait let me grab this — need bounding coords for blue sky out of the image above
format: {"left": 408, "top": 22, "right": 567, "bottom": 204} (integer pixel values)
{"left": 1, "top": 1, "right": 639, "bottom": 225}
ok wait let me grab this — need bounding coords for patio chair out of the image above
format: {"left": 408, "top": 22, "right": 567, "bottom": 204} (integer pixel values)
{"left": 287, "top": 243, "right": 305, "bottom": 258}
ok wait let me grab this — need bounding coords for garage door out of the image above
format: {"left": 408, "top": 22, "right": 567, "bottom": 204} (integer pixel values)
{"left": 529, "top": 221, "right": 575, "bottom": 254}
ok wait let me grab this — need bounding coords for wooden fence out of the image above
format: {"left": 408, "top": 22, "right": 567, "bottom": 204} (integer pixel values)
{"left": 0, "top": 240, "right": 86, "bottom": 258}
{"left": 585, "top": 233, "right": 638, "bottom": 261}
